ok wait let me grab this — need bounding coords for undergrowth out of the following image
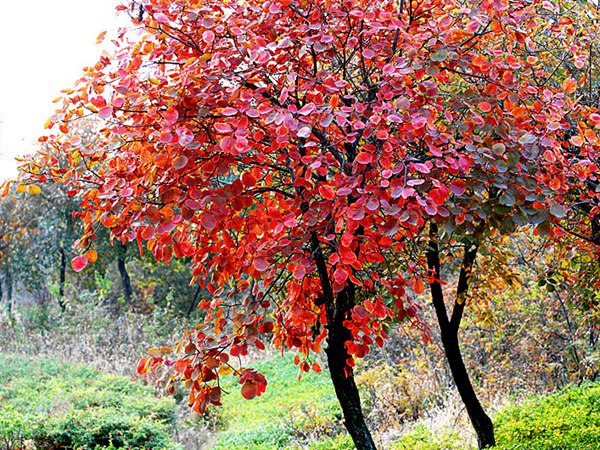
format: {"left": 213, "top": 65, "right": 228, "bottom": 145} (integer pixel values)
{"left": 0, "top": 354, "right": 179, "bottom": 449}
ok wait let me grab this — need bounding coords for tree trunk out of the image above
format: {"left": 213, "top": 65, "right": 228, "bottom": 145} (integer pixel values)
{"left": 0, "top": 272, "right": 4, "bottom": 316}
{"left": 5, "top": 268, "right": 12, "bottom": 317}
{"left": 426, "top": 224, "right": 495, "bottom": 449}
{"left": 118, "top": 243, "right": 133, "bottom": 305}
{"left": 57, "top": 247, "right": 67, "bottom": 311}
{"left": 186, "top": 284, "right": 202, "bottom": 318}
{"left": 325, "top": 285, "right": 377, "bottom": 450}
{"left": 310, "top": 232, "right": 377, "bottom": 450}
{"left": 441, "top": 327, "right": 495, "bottom": 448}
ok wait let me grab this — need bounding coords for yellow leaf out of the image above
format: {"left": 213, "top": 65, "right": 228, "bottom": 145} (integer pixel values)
{"left": 148, "top": 347, "right": 162, "bottom": 357}
{"left": 28, "top": 185, "right": 42, "bottom": 195}
{"left": 218, "top": 365, "right": 233, "bottom": 376}
{"left": 16, "top": 184, "right": 27, "bottom": 194}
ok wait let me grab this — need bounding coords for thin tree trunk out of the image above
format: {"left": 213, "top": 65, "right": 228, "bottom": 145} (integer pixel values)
{"left": 186, "top": 284, "right": 202, "bottom": 318}
{"left": 426, "top": 224, "right": 495, "bottom": 449}
{"left": 57, "top": 247, "right": 67, "bottom": 311}
{"left": 5, "top": 268, "right": 12, "bottom": 317}
{"left": 118, "top": 243, "right": 133, "bottom": 305}
{"left": 0, "top": 272, "right": 5, "bottom": 316}
{"left": 310, "top": 232, "right": 377, "bottom": 450}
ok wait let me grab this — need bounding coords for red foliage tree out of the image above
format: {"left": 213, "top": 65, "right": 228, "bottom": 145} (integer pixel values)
{"left": 14, "top": 0, "right": 600, "bottom": 448}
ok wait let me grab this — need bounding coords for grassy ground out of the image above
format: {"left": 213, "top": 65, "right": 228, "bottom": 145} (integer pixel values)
{"left": 0, "top": 354, "right": 180, "bottom": 449}
{"left": 212, "top": 353, "right": 349, "bottom": 449}
{"left": 1, "top": 351, "right": 599, "bottom": 449}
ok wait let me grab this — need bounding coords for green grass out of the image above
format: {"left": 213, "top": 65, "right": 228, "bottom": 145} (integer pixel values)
{"left": 493, "top": 382, "right": 600, "bottom": 450}
{"left": 389, "top": 382, "right": 600, "bottom": 450}
{"left": 213, "top": 353, "right": 348, "bottom": 449}
{"left": 390, "top": 424, "right": 471, "bottom": 450}
{"left": 0, "top": 354, "right": 180, "bottom": 449}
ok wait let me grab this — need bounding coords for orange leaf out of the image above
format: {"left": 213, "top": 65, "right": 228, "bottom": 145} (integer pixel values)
{"left": 413, "top": 278, "right": 425, "bottom": 294}
{"left": 562, "top": 77, "right": 577, "bottom": 95}
{"left": 84, "top": 249, "right": 98, "bottom": 263}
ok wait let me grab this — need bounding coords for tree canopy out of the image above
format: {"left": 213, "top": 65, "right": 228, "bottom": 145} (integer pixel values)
{"left": 12, "top": 0, "right": 600, "bottom": 448}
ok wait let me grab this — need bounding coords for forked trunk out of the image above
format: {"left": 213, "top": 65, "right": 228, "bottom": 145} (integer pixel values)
{"left": 427, "top": 224, "right": 495, "bottom": 449}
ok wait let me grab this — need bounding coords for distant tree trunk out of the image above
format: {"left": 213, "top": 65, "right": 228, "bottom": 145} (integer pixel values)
{"left": 311, "top": 232, "right": 377, "bottom": 450}
{"left": 426, "top": 224, "right": 495, "bottom": 449}
{"left": 186, "top": 284, "right": 202, "bottom": 318}
{"left": 57, "top": 247, "right": 67, "bottom": 311}
{"left": 118, "top": 243, "right": 133, "bottom": 305}
{"left": 5, "top": 267, "right": 12, "bottom": 317}
{"left": 0, "top": 272, "right": 4, "bottom": 316}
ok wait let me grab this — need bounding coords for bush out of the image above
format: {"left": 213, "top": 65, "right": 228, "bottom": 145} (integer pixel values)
{"left": 390, "top": 424, "right": 471, "bottom": 450}
{"left": 0, "top": 354, "right": 180, "bottom": 449}
{"left": 493, "top": 382, "right": 600, "bottom": 450}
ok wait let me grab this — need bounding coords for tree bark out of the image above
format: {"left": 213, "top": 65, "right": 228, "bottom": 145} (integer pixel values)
{"left": 5, "top": 267, "right": 12, "bottom": 317}
{"left": 118, "top": 243, "right": 133, "bottom": 305}
{"left": 310, "top": 232, "right": 377, "bottom": 450}
{"left": 186, "top": 284, "right": 202, "bottom": 318}
{"left": 0, "top": 272, "right": 4, "bottom": 316}
{"left": 426, "top": 224, "right": 495, "bottom": 449}
{"left": 58, "top": 247, "right": 67, "bottom": 311}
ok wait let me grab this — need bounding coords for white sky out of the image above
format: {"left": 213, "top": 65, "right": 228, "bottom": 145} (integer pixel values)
{"left": 0, "top": 0, "right": 126, "bottom": 181}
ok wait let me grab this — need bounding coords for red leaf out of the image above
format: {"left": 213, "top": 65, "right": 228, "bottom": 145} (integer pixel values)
{"left": 450, "top": 180, "right": 466, "bottom": 196}
{"left": 318, "top": 185, "right": 336, "bottom": 200}
{"left": 98, "top": 106, "right": 113, "bottom": 120}
{"left": 221, "top": 107, "right": 238, "bottom": 116}
{"left": 201, "top": 213, "right": 217, "bottom": 230}
{"left": 164, "top": 108, "right": 179, "bottom": 125}
{"left": 333, "top": 267, "right": 348, "bottom": 285}
{"left": 214, "top": 122, "right": 232, "bottom": 133}
{"left": 429, "top": 188, "right": 447, "bottom": 206}
{"left": 137, "top": 358, "right": 149, "bottom": 374}
{"left": 174, "top": 359, "right": 189, "bottom": 373}
{"left": 355, "top": 152, "right": 373, "bottom": 165}
{"left": 477, "top": 101, "right": 492, "bottom": 112}
{"left": 71, "top": 255, "right": 88, "bottom": 272}
{"left": 340, "top": 249, "right": 357, "bottom": 264}
{"left": 253, "top": 258, "right": 268, "bottom": 272}
{"left": 241, "top": 382, "right": 258, "bottom": 400}
{"left": 242, "top": 172, "right": 257, "bottom": 187}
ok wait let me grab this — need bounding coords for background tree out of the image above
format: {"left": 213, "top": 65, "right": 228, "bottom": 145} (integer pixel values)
{"left": 13, "top": 0, "right": 600, "bottom": 448}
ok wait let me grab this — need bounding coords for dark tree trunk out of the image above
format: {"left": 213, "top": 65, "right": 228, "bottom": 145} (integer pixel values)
{"left": 5, "top": 268, "right": 12, "bottom": 317}
{"left": 426, "top": 224, "right": 495, "bottom": 449}
{"left": 118, "top": 243, "right": 133, "bottom": 305}
{"left": 186, "top": 284, "right": 202, "bottom": 318}
{"left": 441, "top": 329, "right": 495, "bottom": 448}
{"left": 0, "top": 272, "right": 5, "bottom": 316}
{"left": 310, "top": 232, "right": 377, "bottom": 450}
{"left": 57, "top": 247, "right": 67, "bottom": 311}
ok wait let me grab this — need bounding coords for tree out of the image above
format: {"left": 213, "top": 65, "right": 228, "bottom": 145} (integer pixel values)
{"left": 13, "top": 0, "right": 600, "bottom": 448}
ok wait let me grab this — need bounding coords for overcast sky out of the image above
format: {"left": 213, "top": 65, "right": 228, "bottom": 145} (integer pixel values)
{"left": 0, "top": 0, "right": 125, "bottom": 181}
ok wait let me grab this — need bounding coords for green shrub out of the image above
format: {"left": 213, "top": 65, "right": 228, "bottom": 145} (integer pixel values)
{"left": 308, "top": 433, "right": 354, "bottom": 450}
{"left": 0, "top": 354, "right": 180, "bottom": 449}
{"left": 493, "top": 382, "right": 600, "bottom": 450}
{"left": 390, "top": 424, "right": 471, "bottom": 450}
